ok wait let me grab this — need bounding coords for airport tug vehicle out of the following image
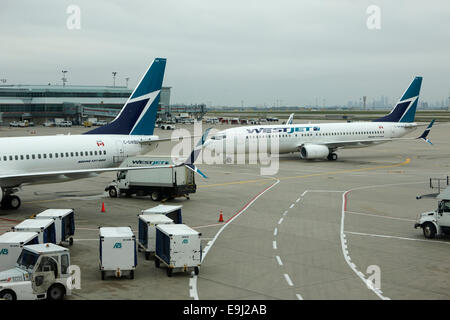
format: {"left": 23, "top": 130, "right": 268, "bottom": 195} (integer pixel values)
{"left": 0, "top": 232, "right": 39, "bottom": 271}
{"left": 138, "top": 214, "right": 174, "bottom": 260}
{"left": 0, "top": 243, "right": 72, "bottom": 300}
{"left": 99, "top": 227, "right": 137, "bottom": 280}
{"left": 415, "top": 188, "right": 450, "bottom": 238}
{"left": 35, "top": 209, "right": 75, "bottom": 246}
{"left": 155, "top": 224, "right": 202, "bottom": 277}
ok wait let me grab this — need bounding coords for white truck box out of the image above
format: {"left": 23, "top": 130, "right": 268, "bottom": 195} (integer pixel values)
{"left": 35, "top": 209, "right": 75, "bottom": 245}
{"left": 12, "top": 219, "right": 56, "bottom": 244}
{"left": 141, "top": 205, "right": 183, "bottom": 224}
{"left": 138, "top": 214, "right": 173, "bottom": 259}
{"left": 0, "top": 232, "right": 39, "bottom": 271}
{"left": 99, "top": 227, "right": 137, "bottom": 280}
{"left": 155, "top": 224, "right": 202, "bottom": 277}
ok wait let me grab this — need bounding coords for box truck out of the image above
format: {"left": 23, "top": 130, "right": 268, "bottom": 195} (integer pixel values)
{"left": 12, "top": 219, "right": 56, "bottom": 244}
{"left": 415, "top": 187, "right": 450, "bottom": 238}
{"left": 0, "top": 232, "right": 39, "bottom": 271}
{"left": 141, "top": 205, "right": 183, "bottom": 224}
{"left": 138, "top": 214, "right": 174, "bottom": 259}
{"left": 155, "top": 224, "right": 202, "bottom": 277}
{"left": 105, "top": 156, "right": 196, "bottom": 201}
{"left": 35, "top": 209, "right": 75, "bottom": 246}
{"left": 99, "top": 227, "right": 137, "bottom": 280}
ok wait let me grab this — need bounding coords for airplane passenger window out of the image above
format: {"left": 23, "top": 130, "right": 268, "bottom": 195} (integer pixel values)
{"left": 43, "top": 154, "right": 47, "bottom": 159}
{"left": 9, "top": 156, "right": 12, "bottom": 161}
{"left": 103, "top": 151, "right": 106, "bottom": 155}
{"left": 75, "top": 152, "right": 79, "bottom": 156}
{"left": 90, "top": 151, "right": 93, "bottom": 156}
{"left": 80, "top": 152, "right": 84, "bottom": 156}
{"left": 32, "top": 155, "right": 35, "bottom": 159}
{"left": 94, "top": 151, "right": 98, "bottom": 155}
{"left": 20, "top": 155, "right": 24, "bottom": 160}
{"left": 38, "top": 154, "right": 41, "bottom": 159}
{"left": 55, "top": 153, "right": 58, "bottom": 158}
{"left": 60, "top": 153, "right": 64, "bottom": 157}
{"left": 15, "top": 155, "right": 18, "bottom": 160}
{"left": 65, "top": 152, "right": 69, "bottom": 157}
{"left": 3, "top": 156, "right": 6, "bottom": 161}
{"left": 70, "top": 152, "right": 74, "bottom": 157}
{"left": 49, "top": 154, "right": 52, "bottom": 158}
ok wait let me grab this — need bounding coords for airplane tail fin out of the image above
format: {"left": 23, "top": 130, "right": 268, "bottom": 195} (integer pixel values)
{"left": 85, "top": 58, "right": 166, "bottom": 135}
{"left": 374, "top": 76, "right": 422, "bottom": 123}
{"left": 286, "top": 113, "right": 294, "bottom": 125}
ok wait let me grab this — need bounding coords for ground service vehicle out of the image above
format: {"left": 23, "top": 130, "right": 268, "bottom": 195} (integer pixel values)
{"left": 106, "top": 157, "right": 196, "bottom": 201}
{"left": 415, "top": 187, "right": 450, "bottom": 238}
{"left": 0, "top": 243, "right": 72, "bottom": 300}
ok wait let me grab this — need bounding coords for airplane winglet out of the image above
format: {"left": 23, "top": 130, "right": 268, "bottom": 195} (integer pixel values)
{"left": 182, "top": 128, "right": 212, "bottom": 178}
{"left": 417, "top": 119, "right": 435, "bottom": 145}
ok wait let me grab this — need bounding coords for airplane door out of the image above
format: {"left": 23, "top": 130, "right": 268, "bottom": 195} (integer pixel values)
{"left": 114, "top": 140, "right": 125, "bottom": 164}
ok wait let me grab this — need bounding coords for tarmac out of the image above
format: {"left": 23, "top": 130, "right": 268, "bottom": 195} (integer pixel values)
{"left": 0, "top": 120, "right": 449, "bottom": 300}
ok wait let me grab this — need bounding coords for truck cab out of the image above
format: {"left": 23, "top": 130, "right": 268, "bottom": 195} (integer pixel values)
{"left": 0, "top": 244, "right": 72, "bottom": 300}
{"left": 415, "top": 197, "right": 450, "bottom": 239}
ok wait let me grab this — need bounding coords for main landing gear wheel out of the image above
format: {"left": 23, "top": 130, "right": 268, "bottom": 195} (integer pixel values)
{"left": 327, "top": 153, "right": 338, "bottom": 161}
{"left": 1, "top": 195, "right": 21, "bottom": 210}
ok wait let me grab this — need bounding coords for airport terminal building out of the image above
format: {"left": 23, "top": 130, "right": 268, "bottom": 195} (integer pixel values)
{"left": 0, "top": 85, "right": 172, "bottom": 124}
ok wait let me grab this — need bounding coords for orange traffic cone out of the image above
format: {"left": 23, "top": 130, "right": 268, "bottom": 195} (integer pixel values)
{"left": 218, "top": 210, "right": 224, "bottom": 222}
{"left": 101, "top": 202, "right": 106, "bottom": 213}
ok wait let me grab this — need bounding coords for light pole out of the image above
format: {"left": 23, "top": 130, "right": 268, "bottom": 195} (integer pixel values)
{"left": 0, "top": 79, "right": 6, "bottom": 84}
{"left": 112, "top": 72, "right": 117, "bottom": 87}
{"left": 61, "top": 70, "right": 68, "bottom": 86}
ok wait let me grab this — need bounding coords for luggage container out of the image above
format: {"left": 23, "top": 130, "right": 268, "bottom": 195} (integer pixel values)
{"left": 99, "top": 227, "right": 137, "bottom": 280}
{"left": 0, "top": 232, "right": 39, "bottom": 271}
{"left": 12, "top": 219, "right": 56, "bottom": 244}
{"left": 141, "top": 205, "right": 183, "bottom": 224}
{"left": 35, "top": 209, "right": 75, "bottom": 246}
{"left": 155, "top": 224, "right": 202, "bottom": 277}
{"left": 138, "top": 214, "right": 174, "bottom": 260}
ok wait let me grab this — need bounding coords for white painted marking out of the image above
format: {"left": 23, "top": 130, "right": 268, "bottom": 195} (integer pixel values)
{"left": 289, "top": 204, "right": 295, "bottom": 209}
{"left": 278, "top": 217, "right": 284, "bottom": 225}
{"left": 273, "top": 241, "right": 277, "bottom": 250}
{"left": 301, "top": 191, "right": 308, "bottom": 197}
{"left": 276, "top": 256, "right": 283, "bottom": 266}
{"left": 189, "top": 272, "right": 199, "bottom": 300}
{"left": 283, "top": 211, "right": 288, "bottom": 216}
{"left": 284, "top": 274, "right": 294, "bottom": 286}
{"left": 346, "top": 231, "right": 450, "bottom": 245}
{"left": 296, "top": 293, "right": 304, "bottom": 300}
{"left": 296, "top": 198, "right": 301, "bottom": 203}
{"left": 345, "top": 211, "right": 415, "bottom": 222}
{"left": 274, "top": 228, "right": 278, "bottom": 236}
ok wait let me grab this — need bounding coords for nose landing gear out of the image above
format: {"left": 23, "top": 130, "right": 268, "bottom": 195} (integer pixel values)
{"left": 327, "top": 153, "right": 338, "bottom": 161}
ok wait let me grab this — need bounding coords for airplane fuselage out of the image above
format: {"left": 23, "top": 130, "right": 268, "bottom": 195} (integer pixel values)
{"left": 0, "top": 134, "right": 158, "bottom": 187}
{"left": 206, "top": 122, "right": 418, "bottom": 154}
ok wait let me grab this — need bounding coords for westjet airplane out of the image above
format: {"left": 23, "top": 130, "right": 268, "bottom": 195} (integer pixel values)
{"left": 0, "top": 58, "right": 204, "bottom": 210}
{"left": 205, "top": 76, "right": 434, "bottom": 161}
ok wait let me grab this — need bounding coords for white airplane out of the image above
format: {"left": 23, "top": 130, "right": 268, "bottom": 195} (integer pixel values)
{"left": 205, "top": 76, "right": 434, "bottom": 161}
{"left": 0, "top": 58, "right": 205, "bottom": 210}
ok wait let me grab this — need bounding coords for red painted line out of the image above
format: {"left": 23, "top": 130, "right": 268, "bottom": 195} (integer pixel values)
{"left": 343, "top": 191, "right": 350, "bottom": 212}
{"left": 0, "top": 217, "right": 22, "bottom": 223}
{"left": 225, "top": 181, "right": 278, "bottom": 223}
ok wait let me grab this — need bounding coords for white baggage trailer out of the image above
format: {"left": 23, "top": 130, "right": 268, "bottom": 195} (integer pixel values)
{"left": 138, "top": 214, "right": 174, "bottom": 260}
{"left": 141, "top": 205, "right": 183, "bottom": 224}
{"left": 0, "top": 232, "right": 39, "bottom": 271}
{"left": 35, "top": 209, "right": 75, "bottom": 246}
{"left": 155, "top": 224, "right": 202, "bottom": 277}
{"left": 12, "top": 219, "right": 56, "bottom": 244}
{"left": 99, "top": 227, "right": 137, "bottom": 280}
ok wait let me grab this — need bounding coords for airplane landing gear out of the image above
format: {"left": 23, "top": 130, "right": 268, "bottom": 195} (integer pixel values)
{"left": 327, "top": 153, "right": 338, "bottom": 161}
{"left": 0, "top": 188, "right": 21, "bottom": 210}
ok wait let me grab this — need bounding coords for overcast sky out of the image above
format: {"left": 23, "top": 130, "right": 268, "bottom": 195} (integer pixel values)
{"left": 1, "top": 0, "right": 449, "bottom": 106}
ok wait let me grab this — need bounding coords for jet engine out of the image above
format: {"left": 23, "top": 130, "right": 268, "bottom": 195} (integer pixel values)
{"left": 299, "top": 144, "right": 330, "bottom": 159}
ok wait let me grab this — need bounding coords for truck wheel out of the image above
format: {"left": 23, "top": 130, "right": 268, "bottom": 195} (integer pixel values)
{"left": 194, "top": 267, "right": 199, "bottom": 275}
{"left": 47, "top": 284, "right": 65, "bottom": 300}
{"left": 145, "top": 252, "right": 150, "bottom": 260}
{"left": 167, "top": 268, "right": 173, "bottom": 277}
{"left": 423, "top": 222, "right": 437, "bottom": 239}
{"left": 108, "top": 187, "right": 118, "bottom": 198}
{"left": 130, "top": 270, "right": 134, "bottom": 280}
{"left": 0, "top": 289, "right": 17, "bottom": 300}
{"left": 151, "top": 191, "right": 161, "bottom": 201}
{"left": 69, "top": 237, "right": 74, "bottom": 246}
{"left": 155, "top": 259, "right": 160, "bottom": 268}
{"left": 101, "top": 271, "right": 106, "bottom": 280}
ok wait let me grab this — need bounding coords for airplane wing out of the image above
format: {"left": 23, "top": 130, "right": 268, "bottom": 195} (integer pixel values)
{"left": 298, "top": 120, "right": 435, "bottom": 150}
{"left": 286, "top": 113, "right": 294, "bottom": 125}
